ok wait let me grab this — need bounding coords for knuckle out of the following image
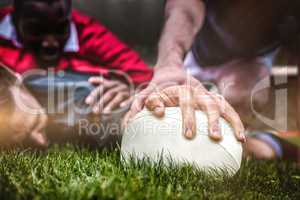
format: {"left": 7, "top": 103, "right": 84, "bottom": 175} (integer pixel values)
{"left": 201, "top": 102, "right": 209, "bottom": 111}
{"left": 203, "top": 101, "right": 217, "bottom": 111}
{"left": 145, "top": 94, "right": 159, "bottom": 104}
{"left": 144, "top": 98, "right": 152, "bottom": 106}
{"left": 196, "top": 93, "right": 212, "bottom": 103}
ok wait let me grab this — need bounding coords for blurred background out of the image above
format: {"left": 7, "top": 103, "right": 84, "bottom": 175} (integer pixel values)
{"left": 0, "top": 0, "right": 165, "bottom": 64}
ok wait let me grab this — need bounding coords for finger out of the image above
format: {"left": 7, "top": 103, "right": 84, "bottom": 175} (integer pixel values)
{"left": 145, "top": 92, "right": 165, "bottom": 118}
{"left": 30, "top": 131, "right": 48, "bottom": 147}
{"left": 122, "top": 95, "right": 146, "bottom": 128}
{"left": 145, "top": 85, "right": 183, "bottom": 117}
{"left": 123, "top": 90, "right": 150, "bottom": 128}
{"left": 30, "top": 113, "right": 48, "bottom": 147}
{"left": 123, "top": 84, "right": 159, "bottom": 127}
{"left": 85, "top": 85, "right": 105, "bottom": 105}
{"left": 160, "top": 86, "right": 183, "bottom": 106}
{"left": 102, "top": 79, "right": 121, "bottom": 88}
{"left": 122, "top": 110, "right": 132, "bottom": 129}
{"left": 130, "top": 87, "right": 154, "bottom": 115}
{"left": 146, "top": 85, "right": 181, "bottom": 104}
{"left": 200, "top": 94, "right": 222, "bottom": 141}
{"left": 120, "top": 96, "right": 134, "bottom": 108}
{"left": 92, "top": 85, "right": 127, "bottom": 114}
{"left": 89, "top": 77, "right": 118, "bottom": 87}
{"left": 216, "top": 96, "right": 246, "bottom": 142}
{"left": 36, "top": 113, "right": 48, "bottom": 132}
{"left": 86, "top": 79, "right": 120, "bottom": 105}
{"left": 103, "top": 92, "right": 130, "bottom": 114}
{"left": 179, "top": 86, "right": 196, "bottom": 139}
{"left": 144, "top": 84, "right": 204, "bottom": 121}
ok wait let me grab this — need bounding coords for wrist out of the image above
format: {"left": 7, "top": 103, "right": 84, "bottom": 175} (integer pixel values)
{"left": 155, "top": 58, "right": 184, "bottom": 71}
{"left": 153, "top": 64, "right": 185, "bottom": 75}
{"left": 156, "top": 46, "right": 185, "bottom": 69}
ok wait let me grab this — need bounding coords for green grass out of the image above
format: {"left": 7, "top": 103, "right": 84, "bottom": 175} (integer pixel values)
{"left": 0, "top": 145, "right": 300, "bottom": 200}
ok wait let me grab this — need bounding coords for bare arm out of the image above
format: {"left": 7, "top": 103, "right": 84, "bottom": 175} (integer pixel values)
{"left": 156, "top": 0, "right": 206, "bottom": 68}
{"left": 126, "top": 0, "right": 245, "bottom": 142}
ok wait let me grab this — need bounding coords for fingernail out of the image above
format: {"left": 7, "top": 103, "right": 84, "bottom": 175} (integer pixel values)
{"left": 154, "top": 107, "right": 164, "bottom": 117}
{"left": 241, "top": 135, "right": 246, "bottom": 142}
{"left": 209, "top": 127, "right": 222, "bottom": 141}
{"left": 185, "top": 129, "right": 194, "bottom": 139}
{"left": 210, "top": 131, "right": 221, "bottom": 140}
{"left": 211, "top": 130, "right": 219, "bottom": 136}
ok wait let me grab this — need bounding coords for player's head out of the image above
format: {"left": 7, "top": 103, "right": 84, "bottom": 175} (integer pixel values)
{"left": 12, "top": 0, "right": 72, "bottom": 65}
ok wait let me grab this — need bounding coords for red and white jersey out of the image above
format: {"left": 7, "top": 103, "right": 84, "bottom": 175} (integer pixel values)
{"left": 0, "top": 7, "right": 153, "bottom": 86}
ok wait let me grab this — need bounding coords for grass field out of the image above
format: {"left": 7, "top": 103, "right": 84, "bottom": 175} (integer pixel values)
{"left": 0, "top": 145, "right": 300, "bottom": 200}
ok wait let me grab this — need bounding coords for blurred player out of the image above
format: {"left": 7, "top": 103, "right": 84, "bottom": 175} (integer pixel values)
{"left": 0, "top": 0, "right": 153, "bottom": 147}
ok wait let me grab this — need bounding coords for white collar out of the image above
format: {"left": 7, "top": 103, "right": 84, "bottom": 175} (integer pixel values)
{"left": 0, "top": 14, "right": 79, "bottom": 52}
{"left": 64, "top": 22, "right": 79, "bottom": 52}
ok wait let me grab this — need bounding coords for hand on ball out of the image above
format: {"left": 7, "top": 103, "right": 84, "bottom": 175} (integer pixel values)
{"left": 124, "top": 73, "right": 245, "bottom": 142}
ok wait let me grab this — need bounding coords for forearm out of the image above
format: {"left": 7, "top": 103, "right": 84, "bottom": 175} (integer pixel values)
{"left": 156, "top": 0, "right": 206, "bottom": 69}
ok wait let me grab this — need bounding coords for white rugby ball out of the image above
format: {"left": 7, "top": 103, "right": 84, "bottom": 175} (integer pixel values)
{"left": 121, "top": 107, "right": 243, "bottom": 175}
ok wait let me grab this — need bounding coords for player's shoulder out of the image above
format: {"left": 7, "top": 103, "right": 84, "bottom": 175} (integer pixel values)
{"left": 71, "top": 10, "right": 92, "bottom": 25}
{"left": 72, "top": 9, "right": 105, "bottom": 28}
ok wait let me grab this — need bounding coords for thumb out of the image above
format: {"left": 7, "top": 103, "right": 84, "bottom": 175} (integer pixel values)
{"left": 30, "top": 131, "right": 48, "bottom": 148}
{"left": 122, "top": 90, "right": 149, "bottom": 128}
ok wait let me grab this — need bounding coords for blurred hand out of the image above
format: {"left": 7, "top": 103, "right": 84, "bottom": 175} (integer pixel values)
{"left": 0, "top": 65, "right": 48, "bottom": 147}
{"left": 85, "top": 77, "right": 131, "bottom": 114}
{"left": 123, "top": 66, "right": 245, "bottom": 142}
{"left": 0, "top": 85, "right": 48, "bottom": 147}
